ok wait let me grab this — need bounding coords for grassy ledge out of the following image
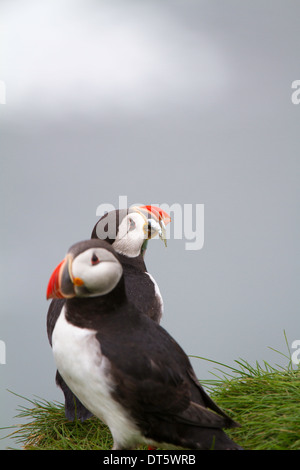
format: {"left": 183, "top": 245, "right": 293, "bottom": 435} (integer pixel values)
{"left": 197, "top": 357, "right": 300, "bottom": 450}
{"left": 3, "top": 342, "right": 300, "bottom": 450}
{"left": 4, "top": 394, "right": 114, "bottom": 450}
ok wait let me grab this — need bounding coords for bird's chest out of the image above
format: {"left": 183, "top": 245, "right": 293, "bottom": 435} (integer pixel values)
{"left": 52, "top": 307, "right": 109, "bottom": 408}
{"left": 52, "top": 307, "right": 142, "bottom": 446}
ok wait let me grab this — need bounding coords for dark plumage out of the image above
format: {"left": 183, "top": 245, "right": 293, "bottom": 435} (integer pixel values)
{"left": 47, "top": 239, "right": 243, "bottom": 450}
{"left": 91, "top": 209, "right": 163, "bottom": 321}
{"left": 47, "top": 207, "right": 168, "bottom": 421}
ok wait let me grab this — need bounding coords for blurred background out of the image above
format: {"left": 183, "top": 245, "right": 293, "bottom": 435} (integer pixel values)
{"left": 1, "top": 0, "right": 299, "bottom": 449}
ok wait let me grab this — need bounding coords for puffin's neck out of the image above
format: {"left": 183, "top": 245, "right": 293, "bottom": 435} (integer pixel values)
{"left": 117, "top": 253, "right": 147, "bottom": 272}
{"left": 65, "top": 276, "right": 128, "bottom": 327}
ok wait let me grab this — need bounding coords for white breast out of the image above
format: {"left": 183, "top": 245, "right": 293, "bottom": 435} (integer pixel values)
{"left": 146, "top": 272, "right": 164, "bottom": 314}
{"left": 52, "top": 306, "right": 144, "bottom": 449}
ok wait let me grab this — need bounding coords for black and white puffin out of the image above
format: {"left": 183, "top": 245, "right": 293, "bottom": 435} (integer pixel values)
{"left": 90, "top": 205, "right": 171, "bottom": 323}
{"left": 47, "top": 239, "right": 242, "bottom": 450}
{"left": 46, "top": 205, "right": 171, "bottom": 421}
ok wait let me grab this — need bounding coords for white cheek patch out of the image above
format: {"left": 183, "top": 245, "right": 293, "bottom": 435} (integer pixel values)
{"left": 113, "top": 213, "right": 147, "bottom": 257}
{"left": 71, "top": 249, "right": 123, "bottom": 296}
{"left": 86, "top": 262, "right": 123, "bottom": 295}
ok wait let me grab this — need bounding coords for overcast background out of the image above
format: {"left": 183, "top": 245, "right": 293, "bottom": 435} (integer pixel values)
{"left": 1, "top": 0, "right": 299, "bottom": 449}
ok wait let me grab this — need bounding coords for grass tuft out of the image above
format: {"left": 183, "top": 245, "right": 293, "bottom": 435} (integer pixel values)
{"left": 4, "top": 392, "right": 113, "bottom": 450}
{"left": 192, "top": 333, "right": 300, "bottom": 450}
{"left": 3, "top": 334, "right": 300, "bottom": 450}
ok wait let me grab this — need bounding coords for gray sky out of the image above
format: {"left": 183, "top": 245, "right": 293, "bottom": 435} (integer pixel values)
{"left": 1, "top": 0, "right": 300, "bottom": 449}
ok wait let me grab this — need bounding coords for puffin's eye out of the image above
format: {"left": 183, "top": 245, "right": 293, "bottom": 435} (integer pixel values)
{"left": 91, "top": 253, "right": 100, "bottom": 265}
{"left": 128, "top": 218, "right": 136, "bottom": 231}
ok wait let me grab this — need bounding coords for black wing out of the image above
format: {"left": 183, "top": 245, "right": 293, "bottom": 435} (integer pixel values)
{"left": 96, "top": 310, "right": 238, "bottom": 430}
{"left": 46, "top": 299, "right": 65, "bottom": 345}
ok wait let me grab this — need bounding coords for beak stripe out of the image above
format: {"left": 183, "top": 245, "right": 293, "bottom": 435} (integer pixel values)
{"left": 139, "top": 205, "right": 171, "bottom": 225}
{"left": 46, "top": 259, "right": 66, "bottom": 299}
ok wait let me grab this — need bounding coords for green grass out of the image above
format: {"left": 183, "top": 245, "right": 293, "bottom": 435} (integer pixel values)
{"left": 5, "top": 394, "right": 113, "bottom": 450}
{"left": 197, "top": 358, "right": 300, "bottom": 450}
{"left": 4, "top": 336, "right": 300, "bottom": 450}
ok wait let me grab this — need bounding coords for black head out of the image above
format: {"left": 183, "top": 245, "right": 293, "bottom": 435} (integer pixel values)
{"left": 91, "top": 206, "right": 171, "bottom": 258}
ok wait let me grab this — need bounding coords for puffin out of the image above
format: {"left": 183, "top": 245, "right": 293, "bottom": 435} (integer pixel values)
{"left": 47, "top": 239, "right": 242, "bottom": 450}
{"left": 90, "top": 205, "right": 171, "bottom": 323}
{"left": 46, "top": 205, "right": 171, "bottom": 422}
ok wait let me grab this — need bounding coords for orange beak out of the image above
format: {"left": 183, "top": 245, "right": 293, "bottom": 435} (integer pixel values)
{"left": 133, "top": 205, "right": 171, "bottom": 247}
{"left": 138, "top": 205, "right": 171, "bottom": 226}
{"left": 46, "top": 258, "right": 66, "bottom": 299}
{"left": 46, "top": 254, "right": 78, "bottom": 300}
